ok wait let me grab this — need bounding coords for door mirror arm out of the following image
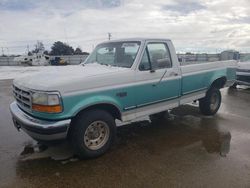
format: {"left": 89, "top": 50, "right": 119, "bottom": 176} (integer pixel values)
{"left": 150, "top": 69, "right": 155, "bottom": 73}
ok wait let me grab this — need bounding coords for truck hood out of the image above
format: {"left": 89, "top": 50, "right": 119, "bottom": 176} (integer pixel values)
{"left": 13, "top": 63, "right": 130, "bottom": 93}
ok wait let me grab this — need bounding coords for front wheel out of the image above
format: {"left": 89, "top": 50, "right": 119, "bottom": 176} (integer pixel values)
{"left": 199, "top": 87, "right": 221, "bottom": 116}
{"left": 69, "top": 109, "right": 116, "bottom": 159}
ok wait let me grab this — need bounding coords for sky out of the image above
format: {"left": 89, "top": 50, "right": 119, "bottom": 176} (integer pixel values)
{"left": 0, "top": 0, "right": 250, "bottom": 55}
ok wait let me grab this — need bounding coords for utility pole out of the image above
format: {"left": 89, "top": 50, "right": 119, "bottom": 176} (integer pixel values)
{"left": 6, "top": 47, "right": 9, "bottom": 65}
{"left": 6, "top": 47, "right": 9, "bottom": 55}
{"left": 27, "top": 45, "right": 29, "bottom": 54}
{"left": 1, "top": 47, "right": 4, "bottom": 56}
{"left": 108, "top": 33, "right": 112, "bottom": 41}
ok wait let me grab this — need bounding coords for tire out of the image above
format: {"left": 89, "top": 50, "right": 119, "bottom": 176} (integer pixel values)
{"left": 199, "top": 87, "right": 221, "bottom": 116}
{"left": 69, "top": 109, "right": 116, "bottom": 159}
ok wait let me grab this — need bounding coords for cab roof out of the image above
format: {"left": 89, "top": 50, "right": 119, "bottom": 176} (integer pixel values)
{"left": 100, "top": 38, "right": 171, "bottom": 44}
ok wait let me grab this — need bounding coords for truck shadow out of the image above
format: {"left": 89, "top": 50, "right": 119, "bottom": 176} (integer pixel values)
{"left": 116, "top": 105, "right": 231, "bottom": 157}
{"left": 14, "top": 105, "right": 231, "bottom": 187}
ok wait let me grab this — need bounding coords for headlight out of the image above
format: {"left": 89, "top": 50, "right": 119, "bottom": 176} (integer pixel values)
{"left": 31, "top": 92, "right": 62, "bottom": 113}
{"left": 32, "top": 92, "right": 48, "bottom": 105}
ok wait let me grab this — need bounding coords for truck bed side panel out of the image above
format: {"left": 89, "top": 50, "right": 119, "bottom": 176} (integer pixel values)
{"left": 181, "top": 60, "right": 237, "bottom": 96}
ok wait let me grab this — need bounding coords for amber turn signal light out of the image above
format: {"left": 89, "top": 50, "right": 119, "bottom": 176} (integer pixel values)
{"left": 32, "top": 104, "right": 62, "bottom": 113}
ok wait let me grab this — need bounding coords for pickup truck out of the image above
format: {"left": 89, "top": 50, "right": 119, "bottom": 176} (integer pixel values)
{"left": 10, "top": 38, "right": 236, "bottom": 158}
{"left": 232, "top": 56, "right": 250, "bottom": 87}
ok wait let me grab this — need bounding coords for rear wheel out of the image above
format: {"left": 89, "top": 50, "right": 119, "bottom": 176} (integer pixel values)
{"left": 199, "top": 87, "right": 221, "bottom": 116}
{"left": 70, "top": 109, "right": 116, "bottom": 159}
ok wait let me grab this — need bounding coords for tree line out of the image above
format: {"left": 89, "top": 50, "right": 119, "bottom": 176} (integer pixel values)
{"left": 29, "top": 41, "right": 89, "bottom": 56}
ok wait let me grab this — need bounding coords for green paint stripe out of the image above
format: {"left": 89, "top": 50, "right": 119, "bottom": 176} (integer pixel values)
{"left": 182, "top": 87, "right": 207, "bottom": 95}
{"left": 124, "top": 95, "right": 179, "bottom": 111}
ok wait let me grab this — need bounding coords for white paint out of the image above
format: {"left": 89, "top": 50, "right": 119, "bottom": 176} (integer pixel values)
{"left": 13, "top": 63, "right": 132, "bottom": 93}
{"left": 181, "top": 60, "right": 237, "bottom": 76}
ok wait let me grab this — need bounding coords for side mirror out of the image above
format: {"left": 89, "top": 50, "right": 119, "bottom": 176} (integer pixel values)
{"left": 150, "top": 69, "right": 155, "bottom": 73}
{"left": 139, "top": 63, "right": 151, "bottom": 71}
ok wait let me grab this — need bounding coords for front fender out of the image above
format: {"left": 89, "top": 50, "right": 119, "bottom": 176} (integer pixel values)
{"left": 63, "top": 94, "right": 123, "bottom": 117}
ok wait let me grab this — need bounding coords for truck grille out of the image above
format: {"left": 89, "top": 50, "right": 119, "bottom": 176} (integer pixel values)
{"left": 13, "top": 85, "right": 32, "bottom": 110}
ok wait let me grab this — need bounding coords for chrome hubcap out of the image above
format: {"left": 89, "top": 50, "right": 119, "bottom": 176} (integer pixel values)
{"left": 210, "top": 93, "right": 219, "bottom": 111}
{"left": 84, "top": 121, "right": 109, "bottom": 150}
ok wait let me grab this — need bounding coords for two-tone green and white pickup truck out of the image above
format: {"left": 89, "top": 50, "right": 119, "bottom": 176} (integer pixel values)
{"left": 10, "top": 38, "right": 236, "bottom": 158}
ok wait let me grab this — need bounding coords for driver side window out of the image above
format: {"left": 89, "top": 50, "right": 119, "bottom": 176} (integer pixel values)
{"left": 139, "top": 42, "right": 172, "bottom": 71}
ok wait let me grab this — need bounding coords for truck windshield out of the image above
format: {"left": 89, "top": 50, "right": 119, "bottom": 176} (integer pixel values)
{"left": 84, "top": 41, "right": 141, "bottom": 68}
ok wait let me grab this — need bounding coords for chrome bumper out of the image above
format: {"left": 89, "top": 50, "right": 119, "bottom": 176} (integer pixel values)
{"left": 10, "top": 102, "right": 71, "bottom": 141}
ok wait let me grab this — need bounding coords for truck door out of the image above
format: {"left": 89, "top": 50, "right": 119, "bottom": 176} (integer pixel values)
{"left": 135, "top": 41, "right": 181, "bottom": 110}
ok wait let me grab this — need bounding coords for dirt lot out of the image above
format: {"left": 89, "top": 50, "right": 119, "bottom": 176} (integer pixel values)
{"left": 0, "top": 79, "right": 250, "bottom": 188}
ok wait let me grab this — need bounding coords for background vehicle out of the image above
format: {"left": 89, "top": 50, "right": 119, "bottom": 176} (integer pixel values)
{"left": 49, "top": 57, "right": 68, "bottom": 66}
{"left": 232, "top": 55, "right": 250, "bottom": 87}
{"left": 10, "top": 38, "right": 237, "bottom": 158}
{"left": 13, "top": 52, "right": 50, "bottom": 66}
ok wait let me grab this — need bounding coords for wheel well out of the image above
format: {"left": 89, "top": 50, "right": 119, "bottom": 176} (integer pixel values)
{"left": 211, "top": 77, "right": 227, "bottom": 89}
{"left": 68, "top": 104, "right": 121, "bottom": 139}
{"left": 74, "top": 103, "right": 122, "bottom": 121}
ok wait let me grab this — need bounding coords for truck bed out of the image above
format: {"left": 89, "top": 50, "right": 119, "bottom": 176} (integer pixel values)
{"left": 180, "top": 60, "right": 236, "bottom": 96}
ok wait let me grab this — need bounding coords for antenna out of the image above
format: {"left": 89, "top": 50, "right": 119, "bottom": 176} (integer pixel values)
{"left": 108, "top": 33, "right": 112, "bottom": 40}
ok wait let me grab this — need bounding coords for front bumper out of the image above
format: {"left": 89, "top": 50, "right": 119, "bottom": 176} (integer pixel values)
{"left": 10, "top": 102, "right": 71, "bottom": 141}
